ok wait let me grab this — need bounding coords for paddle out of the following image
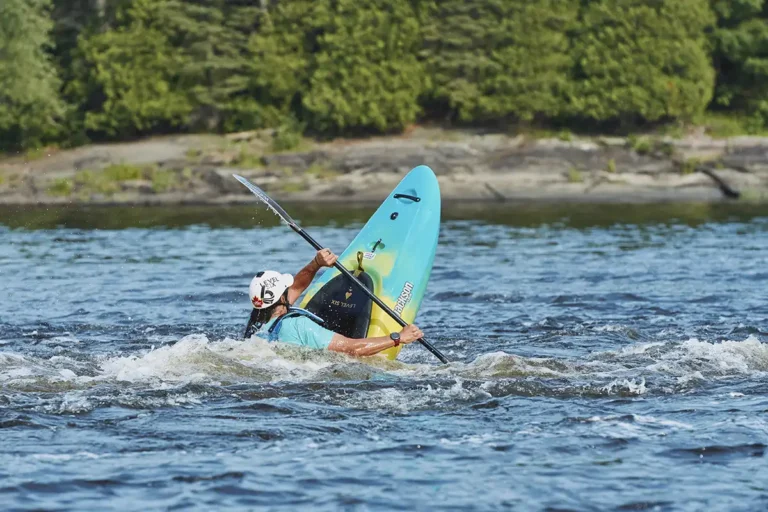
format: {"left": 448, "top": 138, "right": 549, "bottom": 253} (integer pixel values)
{"left": 233, "top": 174, "right": 450, "bottom": 364}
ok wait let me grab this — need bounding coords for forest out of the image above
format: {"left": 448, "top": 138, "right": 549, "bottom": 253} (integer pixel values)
{"left": 2, "top": 0, "right": 768, "bottom": 151}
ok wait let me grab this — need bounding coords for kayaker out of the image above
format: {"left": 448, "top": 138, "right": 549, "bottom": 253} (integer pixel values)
{"left": 244, "top": 248, "right": 424, "bottom": 356}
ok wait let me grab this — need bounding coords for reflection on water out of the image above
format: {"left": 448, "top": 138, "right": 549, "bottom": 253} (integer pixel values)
{"left": 2, "top": 202, "right": 768, "bottom": 230}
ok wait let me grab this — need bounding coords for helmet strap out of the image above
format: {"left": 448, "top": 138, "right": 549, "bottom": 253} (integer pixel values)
{"left": 272, "top": 290, "right": 291, "bottom": 319}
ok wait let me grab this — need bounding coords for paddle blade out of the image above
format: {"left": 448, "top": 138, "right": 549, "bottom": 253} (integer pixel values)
{"left": 233, "top": 174, "right": 298, "bottom": 227}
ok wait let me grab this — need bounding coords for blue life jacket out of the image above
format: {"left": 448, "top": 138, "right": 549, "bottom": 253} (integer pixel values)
{"left": 265, "top": 307, "right": 325, "bottom": 342}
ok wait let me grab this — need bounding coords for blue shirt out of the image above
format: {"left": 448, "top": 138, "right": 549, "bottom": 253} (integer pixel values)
{"left": 259, "top": 316, "right": 335, "bottom": 350}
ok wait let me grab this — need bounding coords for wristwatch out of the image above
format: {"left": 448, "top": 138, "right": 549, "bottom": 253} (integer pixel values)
{"left": 390, "top": 332, "right": 400, "bottom": 347}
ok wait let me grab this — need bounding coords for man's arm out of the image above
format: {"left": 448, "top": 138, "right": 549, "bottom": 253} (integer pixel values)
{"left": 327, "top": 325, "right": 424, "bottom": 357}
{"left": 287, "top": 249, "right": 338, "bottom": 304}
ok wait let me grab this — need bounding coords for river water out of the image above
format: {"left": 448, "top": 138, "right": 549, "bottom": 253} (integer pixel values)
{"left": 1, "top": 203, "right": 767, "bottom": 511}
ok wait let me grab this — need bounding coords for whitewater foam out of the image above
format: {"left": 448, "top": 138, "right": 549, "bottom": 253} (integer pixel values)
{"left": 333, "top": 378, "right": 492, "bottom": 413}
{"left": 99, "top": 334, "right": 344, "bottom": 385}
{"left": 2, "top": 334, "right": 766, "bottom": 405}
{"left": 602, "top": 377, "right": 647, "bottom": 395}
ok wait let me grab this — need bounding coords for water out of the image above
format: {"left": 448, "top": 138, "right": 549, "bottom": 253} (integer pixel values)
{"left": 1, "top": 203, "right": 767, "bottom": 511}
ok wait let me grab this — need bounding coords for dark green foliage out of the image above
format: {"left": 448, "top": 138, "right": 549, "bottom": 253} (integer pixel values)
{"left": 303, "top": 0, "right": 426, "bottom": 133}
{"left": 0, "top": 0, "right": 64, "bottom": 150}
{"left": 271, "top": 119, "right": 306, "bottom": 152}
{"left": 50, "top": 0, "right": 117, "bottom": 68}
{"left": 68, "top": 0, "right": 191, "bottom": 136}
{"left": 250, "top": 0, "right": 425, "bottom": 134}
{"left": 161, "top": 0, "right": 263, "bottom": 131}
{"left": 13, "top": 0, "right": 768, "bottom": 150}
{"left": 423, "top": 0, "right": 577, "bottom": 123}
{"left": 67, "top": 0, "right": 264, "bottom": 136}
{"left": 50, "top": 0, "right": 98, "bottom": 73}
{"left": 710, "top": 0, "right": 768, "bottom": 126}
{"left": 571, "top": 0, "right": 715, "bottom": 125}
{"left": 49, "top": 0, "right": 112, "bottom": 146}
{"left": 248, "top": 1, "right": 325, "bottom": 125}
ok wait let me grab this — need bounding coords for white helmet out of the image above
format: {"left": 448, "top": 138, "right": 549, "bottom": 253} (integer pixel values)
{"left": 249, "top": 271, "right": 294, "bottom": 309}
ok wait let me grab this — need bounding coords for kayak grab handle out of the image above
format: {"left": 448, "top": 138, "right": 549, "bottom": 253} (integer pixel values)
{"left": 394, "top": 193, "right": 420, "bottom": 202}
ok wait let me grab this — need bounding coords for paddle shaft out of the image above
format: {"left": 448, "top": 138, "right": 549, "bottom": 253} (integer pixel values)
{"left": 290, "top": 224, "right": 450, "bottom": 364}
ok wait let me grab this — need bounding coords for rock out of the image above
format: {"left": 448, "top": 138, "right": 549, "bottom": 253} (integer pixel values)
{"left": 262, "top": 151, "right": 329, "bottom": 169}
{"left": 202, "top": 169, "right": 261, "bottom": 194}
{"left": 120, "top": 180, "right": 154, "bottom": 194}
{"left": 201, "top": 150, "right": 240, "bottom": 166}
{"left": 721, "top": 147, "right": 768, "bottom": 170}
{"left": 73, "top": 151, "right": 112, "bottom": 171}
{"left": 534, "top": 139, "right": 601, "bottom": 152}
{"left": 225, "top": 130, "right": 261, "bottom": 143}
{"left": 714, "top": 168, "right": 768, "bottom": 188}
{"left": 670, "top": 136, "right": 727, "bottom": 151}
{"left": 5, "top": 129, "right": 768, "bottom": 205}
{"left": 727, "top": 136, "right": 768, "bottom": 148}
{"left": 598, "top": 137, "right": 628, "bottom": 147}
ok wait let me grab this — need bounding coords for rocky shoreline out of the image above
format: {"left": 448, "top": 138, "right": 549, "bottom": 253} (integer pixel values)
{"left": 2, "top": 128, "right": 768, "bottom": 205}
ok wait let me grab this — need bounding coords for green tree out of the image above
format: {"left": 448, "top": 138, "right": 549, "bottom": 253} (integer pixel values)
{"left": 303, "top": 0, "right": 427, "bottom": 133}
{"left": 250, "top": 0, "right": 428, "bottom": 134}
{"left": 248, "top": 0, "right": 332, "bottom": 131}
{"left": 50, "top": 0, "right": 120, "bottom": 146}
{"left": 484, "top": 1, "right": 577, "bottom": 122}
{"left": 571, "top": 0, "right": 716, "bottom": 125}
{"left": 423, "top": 0, "right": 577, "bottom": 123}
{"left": 51, "top": 0, "right": 112, "bottom": 68}
{"left": 68, "top": 0, "right": 265, "bottom": 137}
{"left": 69, "top": 0, "right": 191, "bottom": 136}
{"left": 0, "top": 0, "right": 64, "bottom": 150}
{"left": 17, "top": 0, "right": 765, "bottom": 148}
{"left": 162, "top": 0, "right": 263, "bottom": 132}
{"left": 711, "top": 0, "right": 768, "bottom": 125}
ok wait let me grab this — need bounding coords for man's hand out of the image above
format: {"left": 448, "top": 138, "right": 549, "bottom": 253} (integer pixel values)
{"left": 314, "top": 248, "right": 338, "bottom": 268}
{"left": 289, "top": 249, "right": 337, "bottom": 304}
{"left": 399, "top": 324, "right": 424, "bottom": 344}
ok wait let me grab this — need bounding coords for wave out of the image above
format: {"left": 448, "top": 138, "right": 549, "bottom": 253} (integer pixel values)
{"left": 1, "top": 334, "right": 766, "bottom": 413}
{"left": 0, "top": 334, "right": 404, "bottom": 391}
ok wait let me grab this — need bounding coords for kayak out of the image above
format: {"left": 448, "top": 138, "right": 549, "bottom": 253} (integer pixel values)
{"left": 300, "top": 165, "right": 441, "bottom": 359}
